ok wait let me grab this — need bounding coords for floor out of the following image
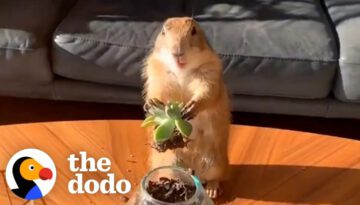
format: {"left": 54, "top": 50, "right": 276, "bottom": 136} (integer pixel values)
{"left": 0, "top": 96, "right": 359, "bottom": 205}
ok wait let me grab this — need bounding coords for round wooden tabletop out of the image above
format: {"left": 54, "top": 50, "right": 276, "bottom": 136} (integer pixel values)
{"left": 0, "top": 120, "right": 359, "bottom": 205}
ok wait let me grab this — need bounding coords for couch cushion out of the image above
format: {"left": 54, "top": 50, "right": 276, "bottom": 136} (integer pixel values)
{"left": 0, "top": 0, "right": 73, "bottom": 84}
{"left": 53, "top": 0, "right": 184, "bottom": 87}
{"left": 54, "top": 0, "right": 337, "bottom": 99}
{"left": 324, "top": 0, "right": 360, "bottom": 102}
{"left": 186, "top": 0, "right": 338, "bottom": 99}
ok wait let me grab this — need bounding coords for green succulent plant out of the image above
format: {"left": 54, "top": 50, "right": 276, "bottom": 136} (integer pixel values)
{"left": 141, "top": 101, "right": 193, "bottom": 144}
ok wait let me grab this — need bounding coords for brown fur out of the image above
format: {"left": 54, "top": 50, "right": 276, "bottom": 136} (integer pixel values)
{"left": 142, "top": 17, "right": 231, "bottom": 184}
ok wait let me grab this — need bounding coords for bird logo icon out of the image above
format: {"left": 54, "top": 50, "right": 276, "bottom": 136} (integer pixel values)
{"left": 6, "top": 149, "right": 56, "bottom": 200}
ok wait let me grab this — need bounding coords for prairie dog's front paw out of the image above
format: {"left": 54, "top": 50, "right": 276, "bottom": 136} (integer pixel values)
{"left": 205, "top": 180, "right": 220, "bottom": 199}
{"left": 144, "top": 98, "right": 164, "bottom": 112}
{"left": 181, "top": 100, "right": 197, "bottom": 120}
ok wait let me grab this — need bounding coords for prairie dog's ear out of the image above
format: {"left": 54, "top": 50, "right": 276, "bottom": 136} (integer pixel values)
{"left": 163, "top": 19, "right": 173, "bottom": 30}
{"left": 191, "top": 26, "right": 197, "bottom": 36}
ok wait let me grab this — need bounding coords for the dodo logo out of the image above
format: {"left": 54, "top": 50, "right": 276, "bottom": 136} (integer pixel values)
{"left": 5, "top": 149, "right": 56, "bottom": 200}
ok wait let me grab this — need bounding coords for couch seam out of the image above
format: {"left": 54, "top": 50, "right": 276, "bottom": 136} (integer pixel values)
{"left": 230, "top": 88, "right": 331, "bottom": 100}
{"left": 339, "top": 60, "right": 360, "bottom": 65}
{"left": 55, "top": 33, "right": 153, "bottom": 50}
{"left": 55, "top": 34, "right": 339, "bottom": 63}
{"left": 319, "top": 0, "right": 341, "bottom": 58}
{"left": 219, "top": 53, "right": 338, "bottom": 63}
{"left": 0, "top": 47, "right": 33, "bottom": 51}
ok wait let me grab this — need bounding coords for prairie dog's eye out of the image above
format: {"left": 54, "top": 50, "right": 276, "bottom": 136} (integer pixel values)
{"left": 29, "top": 165, "right": 35, "bottom": 171}
{"left": 191, "top": 27, "right": 197, "bottom": 36}
{"left": 161, "top": 28, "right": 165, "bottom": 36}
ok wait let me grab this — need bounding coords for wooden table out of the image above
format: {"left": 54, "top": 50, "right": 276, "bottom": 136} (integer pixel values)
{"left": 0, "top": 120, "right": 359, "bottom": 205}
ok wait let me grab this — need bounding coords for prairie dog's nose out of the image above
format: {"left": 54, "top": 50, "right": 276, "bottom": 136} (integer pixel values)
{"left": 172, "top": 52, "right": 184, "bottom": 57}
{"left": 172, "top": 42, "right": 185, "bottom": 58}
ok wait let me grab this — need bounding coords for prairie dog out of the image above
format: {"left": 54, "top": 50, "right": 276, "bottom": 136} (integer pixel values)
{"left": 142, "top": 17, "right": 231, "bottom": 198}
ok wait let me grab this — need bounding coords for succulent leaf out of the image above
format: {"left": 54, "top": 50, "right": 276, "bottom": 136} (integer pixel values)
{"left": 175, "top": 119, "right": 192, "bottom": 137}
{"left": 154, "top": 119, "right": 175, "bottom": 143}
{"left": 165, "top": 103, "right": 182, "bottom": 119}
{"left": 141, "top": 115, "right": 157, "bottom": 127}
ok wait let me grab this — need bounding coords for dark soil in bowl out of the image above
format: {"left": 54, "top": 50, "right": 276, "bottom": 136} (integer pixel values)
{"left": 146, "top": 177, "right": 196, "bottom": 203}
{"left": 153, "top": 132, "right": 190, "bottom": 152}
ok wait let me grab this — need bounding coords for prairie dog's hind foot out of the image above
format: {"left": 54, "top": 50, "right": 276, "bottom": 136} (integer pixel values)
{"left": 205, "top": 180, "right": 220, "bottom": 199}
